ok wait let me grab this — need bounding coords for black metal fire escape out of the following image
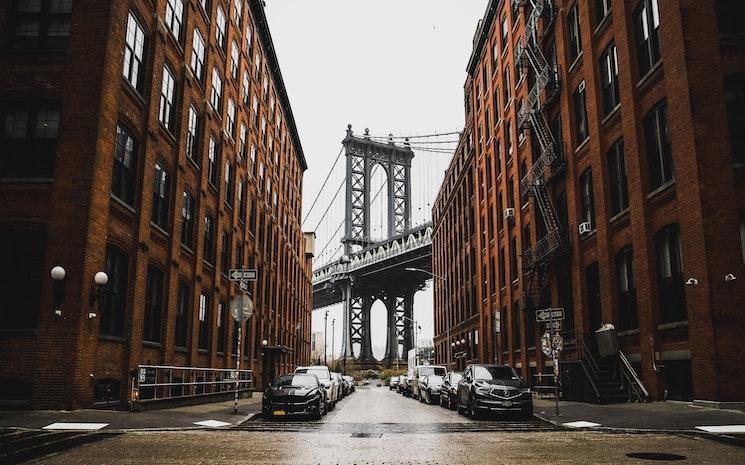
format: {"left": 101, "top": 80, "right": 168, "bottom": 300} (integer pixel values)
{"left": 515, "top": 0, "right": 568, "bottom": 311}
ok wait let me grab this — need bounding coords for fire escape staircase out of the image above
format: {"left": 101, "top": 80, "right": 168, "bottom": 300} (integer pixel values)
{"left": 515, "top": 0, "right": 568, "bottom": 312}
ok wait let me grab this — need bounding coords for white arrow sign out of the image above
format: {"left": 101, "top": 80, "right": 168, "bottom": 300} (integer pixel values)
{"left": 229, "top": 269, "right": 257, "bottom": 281}
{"left": 536, "top": 307, "right": 565, "bottom": 322}
{"left": 545, "top": 320, "right": 562, "bottom": 330}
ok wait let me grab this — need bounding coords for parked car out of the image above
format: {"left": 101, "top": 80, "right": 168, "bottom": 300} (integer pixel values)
{"left": 399, "top": 374, "right": 413, "bottom": 396}
{"left": 419, "top": 375, "right": 444, "bottom": 404}
{"left": 439, "top": 371, "right": 462, "bottom": 409}
{"left": 389, "top": 376, "right": 400, "bottom": 390}
{"left": 262, "top": 373, "right": 327, "bottom": 420}
{"left": 343, "top": 375, "right": 355, "bottom": 393}
{"left": 457, "top": 364, "right": 533, "bottom": 419}
{"left": 295, "top": 366, "right": 338, "bottom": 410}
{"left": 410, "top": 365, "right": 447, "bottom": 400}
{"left": 332, "top": 372, "right": 345, "bottom": 399}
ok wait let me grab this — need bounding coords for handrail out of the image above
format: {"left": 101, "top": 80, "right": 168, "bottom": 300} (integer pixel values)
{"left": 132, "top": 365, "right": 253, "bottom": 404}
{"left": 619, "top": 350, "right": 649, "bottom": 401}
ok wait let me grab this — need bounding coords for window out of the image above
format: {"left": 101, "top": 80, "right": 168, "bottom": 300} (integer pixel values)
{"left": 567, "top": 3, "right": 582, "bottom": 63}
{"left": 512, "top": 301, "right": 521, "bottom": 349}
{"left": 0, "top": 100, "right": 59, "bottom": 178}
{"left": 215, "top": 5, "right": 226, "bottom": 50}
{"left": 143, "top": 266, "right": 164, "bottom": 343}
{"left": 207, "top": 136, "right": 219, "bottom": 186}
{"left": 198, "top": 292, "right": 211, "bottom": 350}
{"left": 586, "top": 262, "right": 602, "bottom": 331}
{"left": 499, "top": 247, "right": 506, "bottom": 288}
{"left": 165, "top": 0, "right": 184, "bottom": 41}
{"left": 238, "top": 178, "right": 246, "bottom": 222}
{"left": 220, "top": 231, "right": 230, "bottom": 275}
{"left": 191, "top": 29, "right": 206, "bottom": 82}
{"left": 226, "top": 99, "right": 236, "bottom": 137}
{"left": 725, "top": 74, "right": 745, "bottom": 164}
{"left": 224, "top": 160, "right": 234, "bottom": 206}
{"left": 503, "top": 68, "right": 511, "bottom": 104}
{"left": 151, "top": 162, "right": 170, "bottom": 229}
{"left": 635, "top": 0, "right": 661, "bottom": 77}
{"left": 505, "top": 121, "right": 513, "bottom": 160}
{"left": 0, "top": 229, "right": 45, "bottom": 330}
{"left": 210, "top": 68, "right": 223, "bottom": 111}
{"left": 238, "top": 123, "right": 247, "bottom": 159}
{"left": 600, "top": 42, "right": 620, "bottom": 115}
{"left": 717, "top": 0, "right": 745, "bottom": 34}
{"left": 186, "top": 106, "right": 200, "bottom": 162}
{"left": 509, "top": 236, "right": 518, "bottom": 282}
{"left": 644, "top": 101, "right": 673, "bottom": 189}
{"left": 159, "top": 66, "right": 176, "bottom": 131}
{"left": 655, "top": 224, "right": 686, "bottom": 323}
{"left": 500, "top": 13, "right": 509, "bottom": 52}
{"left": 181, "top": 190, "right": 195, "bottom": 248}
{"left": 572, "top": 82, "right": 589, "bottom": 144}
{"left": 740, "top": 212, "right": 745, "bottom": 263}
{"left": 111, "top": 125, "right": 138, "bottom": 206}
{"left": 607, "top": 140, "right": 628, "bottom": 215}
{"left": 217, "top": 301, "right": 226, "bottom": 353}
{"left": 203, "top": 214, "right": 215, "bottom": 264}
{"left": 596, "top": 0, "right": 611, "bottom": 25}
{"left": 230, "top": 41, "right": 240, "bottom": 80}
{"left": 233, "top": 0, "right": 243, "bottom": 24}
{"left": 616, "top": 246, "right": 638, "bottom": 330}
{"left": 123, "top": 12, "right": 146, "bottom": 93}
{"left": 99, "top": 244, "right": 128, "bottom": 337}
{"left": 199, "top": 0, "right": 211, "bottom": 17}
{"left": 580, "top": 169, "right": 595, "bottom": 230}
{"left": 11, "top": 0, "right": 72, "bottom": 49}
{"left": 175, "top": 281, "right": 189, "bottom": 348}
{"left": 242, "top": 72, "right": 250, "bottom": 105}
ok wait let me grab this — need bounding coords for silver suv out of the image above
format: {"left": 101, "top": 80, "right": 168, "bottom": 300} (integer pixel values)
{"left": 295, "top": 366, "right": 339, "bottom": 410}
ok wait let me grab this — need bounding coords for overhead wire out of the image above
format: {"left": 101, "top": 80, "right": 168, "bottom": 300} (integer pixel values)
{"left": 302, "top": 146, "right": 344, "bottom": 226}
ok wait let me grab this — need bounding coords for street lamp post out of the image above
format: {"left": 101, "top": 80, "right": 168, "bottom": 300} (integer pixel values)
{"left": 403, "top": 267, "right": 448, "bottom": 367}
{"left": 324, "top": 310, "right": 329, "bottom": 366}
{"left": 331, "top": 318, "right": 335, "bottom": 367}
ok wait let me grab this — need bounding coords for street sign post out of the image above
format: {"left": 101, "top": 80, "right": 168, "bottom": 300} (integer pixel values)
{"left": 537, "top": 307, "right": 566, "bottom": 417}
{"left": 228, "top": 272, "right": 256, "bottom": 415}
{"left": 229, "top": 269, "right": 257, "bottom": 281}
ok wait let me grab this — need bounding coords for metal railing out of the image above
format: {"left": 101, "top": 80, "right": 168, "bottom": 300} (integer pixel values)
{"left": 132, "top": 365, "right": 253, "bottom": 403}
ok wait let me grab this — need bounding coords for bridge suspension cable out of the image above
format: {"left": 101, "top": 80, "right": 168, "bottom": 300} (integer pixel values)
{"left": 302, "top": 146, "right": 344, "bottom": 227}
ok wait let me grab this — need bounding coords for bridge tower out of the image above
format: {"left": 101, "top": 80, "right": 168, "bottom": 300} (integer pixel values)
{"left": 339, "top": 125, "right": 417, "bottom": 368}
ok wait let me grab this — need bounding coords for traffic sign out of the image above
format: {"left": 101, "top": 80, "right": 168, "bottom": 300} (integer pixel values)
{"left": 535, "top": 307, "right": 565, "bottom": 322}
{"left": 230, "top": 295, "right": 254, "bottom": 322}
{"left": 229, "top": 269, "right": 257, "bottom": 281}
{"left": 238, "top": 281, "right": 249, "bottom": 292}
{"left": 541, "top": 331, "right": 564, "bottom": 357}
{"left": 545, "top": 320, "right": 561, "bottom": 330}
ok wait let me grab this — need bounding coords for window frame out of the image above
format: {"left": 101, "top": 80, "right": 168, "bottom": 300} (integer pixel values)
{"left": 607, "top": 139, "right": 628, "bottom": 215}
{"left": 123, "top": 12, "right": 147, "bottom": 94}
{"left": 151, "top": 161, "right": 170, "bottom": 230}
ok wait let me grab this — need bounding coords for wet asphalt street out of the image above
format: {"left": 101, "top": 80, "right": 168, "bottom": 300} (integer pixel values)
{"left": 32, "top": 386, "right": 745, "bottom": 464}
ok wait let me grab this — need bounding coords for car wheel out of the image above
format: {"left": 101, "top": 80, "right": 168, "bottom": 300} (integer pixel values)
{"left": 262, "top": 411, "right": 273, "bottom": 421}
{"left": 311, "top": 399, "right": 323, "bottom": 420}
{"left": 467, "top": 395, "right": 480, "bottom": 420}
{"left": 456, "top": 402, "right": 466, "bottom": 415}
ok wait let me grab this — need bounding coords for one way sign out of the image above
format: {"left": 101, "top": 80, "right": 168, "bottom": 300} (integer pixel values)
{"left": 535, "top": 308, "right": 565, "bottom": 322}
{"left": 229, "top": 269, "right": 258, "bottom": 281}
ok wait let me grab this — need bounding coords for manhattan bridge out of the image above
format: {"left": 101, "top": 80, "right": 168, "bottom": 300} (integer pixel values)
{"left": 306, "top": 125, "right": 456, "bottom": 368}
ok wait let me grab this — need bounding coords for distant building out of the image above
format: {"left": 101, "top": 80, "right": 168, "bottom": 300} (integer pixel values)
{"left": 0, "top": 0, "right": 312, "bottom": 409}
{"left": 433, "top": 0, "right": 745, "bottom": 403}
{"left": 311, "top": 331, "right": 325, "bottom": 364}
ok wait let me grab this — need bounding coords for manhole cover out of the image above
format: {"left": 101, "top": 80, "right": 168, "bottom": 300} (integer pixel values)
{"left": 625, "top": 453, "right": 687, "bottom": 461}
{"left": 351, "top": 432, "right": 382, "bottom": 438}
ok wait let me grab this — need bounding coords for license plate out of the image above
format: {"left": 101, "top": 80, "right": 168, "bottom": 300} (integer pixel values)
{"left": 503, "top": 401, "right": 513, "bottom": 407}
{"left": 273, "top": 410, "right": 286, "bottom": 416}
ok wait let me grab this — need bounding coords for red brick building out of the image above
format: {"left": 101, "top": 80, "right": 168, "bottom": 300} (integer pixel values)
{"left": 433, "top": 0, "right": 745, "bottom": 403}
{"left": 0, "top": 0, "right": 313, "bottom": 409}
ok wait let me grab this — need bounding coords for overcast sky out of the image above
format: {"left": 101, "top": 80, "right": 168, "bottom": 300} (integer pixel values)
{"left": 265, "top": 0, "right": 488, "bottom": 361}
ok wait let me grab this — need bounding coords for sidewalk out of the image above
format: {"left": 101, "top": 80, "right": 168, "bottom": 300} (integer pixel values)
{"left": 0, "top": 396, "right": 262, "bottom": 432}
{"left": 534, "top": 397, "right": 745, "bottom": 436}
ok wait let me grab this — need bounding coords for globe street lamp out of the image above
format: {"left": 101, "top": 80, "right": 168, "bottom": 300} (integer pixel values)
{"left": 88, "top": 271, "right": 109, "bottom": 319}
{"left": 50, "top": 266, "right": 66, "bottom": 316}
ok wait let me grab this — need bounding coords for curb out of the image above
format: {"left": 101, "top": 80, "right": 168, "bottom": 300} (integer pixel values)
{"left": 534, "top": 413, "right": 745, "bottom": 448}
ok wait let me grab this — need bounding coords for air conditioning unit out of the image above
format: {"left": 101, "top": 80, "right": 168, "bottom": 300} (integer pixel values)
{"left": 503, "top": 207, "right": 516, "bottom": 220}
{"left": 578, "top": 221, "right": 592, "bottom": 235}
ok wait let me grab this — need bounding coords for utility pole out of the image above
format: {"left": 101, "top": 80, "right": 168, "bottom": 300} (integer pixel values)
{"left": 331, "top": 318, "right": 335, "bottom": 367}
{"left": 324, "top": 310, "right": 328, "bottom": 366}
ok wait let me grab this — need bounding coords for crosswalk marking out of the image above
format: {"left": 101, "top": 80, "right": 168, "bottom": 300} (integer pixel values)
{"left": 194, "top": 420, "right": 232, "bottom": 428}
{"left": 562, "top": 421, "right": 601, "bottom": 428}
{"left": 42, "top": 423, "right": 109, "bottom": 431}
{"left": 695, "top": 425, "right": 745, "bottom": 433}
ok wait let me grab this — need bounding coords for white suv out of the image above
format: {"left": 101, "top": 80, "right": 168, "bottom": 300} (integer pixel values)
{"left": 411, "top": 365, "right": 447, "bottom": 400}
{"left": 295, "top": 366, "right": 339, "bottom": 409}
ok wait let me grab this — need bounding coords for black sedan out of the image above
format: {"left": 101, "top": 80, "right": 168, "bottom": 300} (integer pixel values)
{"left": 457, "top": 364, "right": 533, "bottom": 419}
{"left": 439, "top": 371, "right": 462, "bottom": 409}
{"left": 262, "top": 373, "right": 327, "bottom": 420}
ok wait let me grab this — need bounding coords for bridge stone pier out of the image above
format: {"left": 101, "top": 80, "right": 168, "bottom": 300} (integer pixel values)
{"left": 312, "top": 126, "right": 433, "bottom": 369}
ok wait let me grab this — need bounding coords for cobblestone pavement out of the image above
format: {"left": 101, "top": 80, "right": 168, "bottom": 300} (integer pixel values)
{"left": 31, "top": 387, "right": 745, "bottom": 464}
